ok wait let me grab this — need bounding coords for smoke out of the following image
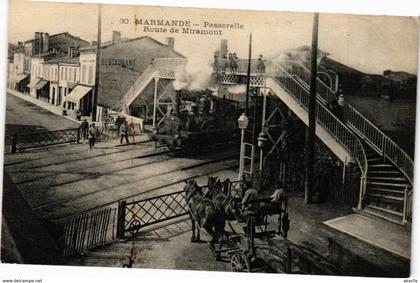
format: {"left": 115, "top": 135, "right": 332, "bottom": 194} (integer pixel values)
{"left": 173, "top": 57, "right": 217, "bottom": 91}
{"left": 226, "top": 85, "right": 246, "bottom": 94}
{"left": 269, "top": 46, "right": 329, "bottom": 69}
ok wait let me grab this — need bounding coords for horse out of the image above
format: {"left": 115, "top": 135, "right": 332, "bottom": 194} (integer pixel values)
{"left": 183, "top": 179, "right": 225, "bottom": 252}
{"left": 206, "top": 176, "right": 241, "bottom": 221}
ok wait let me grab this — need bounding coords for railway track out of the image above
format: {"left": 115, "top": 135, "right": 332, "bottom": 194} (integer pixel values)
{"left": 36, "top": 151, "right": 239, "bottom": 220}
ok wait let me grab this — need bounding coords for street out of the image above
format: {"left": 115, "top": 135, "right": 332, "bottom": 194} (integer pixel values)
{"left": 5, "top": 92, "right": 79, "bottom": 137}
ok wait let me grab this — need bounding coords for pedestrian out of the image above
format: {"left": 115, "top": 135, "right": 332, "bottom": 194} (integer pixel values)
{"left": 119, "top": 120, "right": 130, "bottom": 144}
{"left": 257, "top": 54, "right": 266, "bottom": 73}
{"left": 129, "top": 119, "right": 136, "bottom": 144}
{"left": 228, "top": 53, "right": 234, "bottom": 73}
{"left": 88, "top": 123, "right": 96, "bottom": 150}
{"left": 80, "top": 119, "right": 89, "bottom": 143}
{"left": 328, "top": 91, "right": 345, "bottom": 121}
{"left": 232, "top": 52, "right": 239, "bottom": 73}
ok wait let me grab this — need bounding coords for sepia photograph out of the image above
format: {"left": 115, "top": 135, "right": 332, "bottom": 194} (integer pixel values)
{"left": 1, "top": 0, "right": 419, "bottom": 281}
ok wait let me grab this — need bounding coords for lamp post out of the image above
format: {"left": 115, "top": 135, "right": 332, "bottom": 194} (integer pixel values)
{"left": 238, "top": 113, "right": 249, "bottom": 181}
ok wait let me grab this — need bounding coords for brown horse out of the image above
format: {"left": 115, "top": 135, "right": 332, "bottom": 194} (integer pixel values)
{"left": 206, "top": 176, "right": 241, "bottom": 221}
{"left": 183, "top": 179, "right": 225, "bottom": 251}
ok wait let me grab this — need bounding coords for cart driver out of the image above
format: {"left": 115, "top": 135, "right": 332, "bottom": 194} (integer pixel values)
{"left": 241, "top": 187, "right": 259, "bottom": 214}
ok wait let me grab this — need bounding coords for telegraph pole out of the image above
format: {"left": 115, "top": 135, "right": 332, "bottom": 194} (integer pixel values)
{"left": 92, "top": 4, "right": 102, "bottom": 121}
{"left": 304, "top": 13, "right": 319, "bottom": 204}
{"left": 245, "top": 33, "right": 252, "bottom": 115}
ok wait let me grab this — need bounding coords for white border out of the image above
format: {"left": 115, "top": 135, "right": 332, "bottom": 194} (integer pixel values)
{"left": 0, "top": 1, "right": 419, "bottom": 283}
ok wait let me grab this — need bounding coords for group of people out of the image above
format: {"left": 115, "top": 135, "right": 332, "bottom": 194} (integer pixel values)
{"left": 80, "top": 119, "right": 98, "bottom": 150}
{"left": 79, "top": 118, "right": 139, "bottom": 151}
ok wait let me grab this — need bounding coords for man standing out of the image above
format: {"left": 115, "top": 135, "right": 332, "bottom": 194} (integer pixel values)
{"left": 257, "top": 54, "right": 266, "bottom": 73}
{"left": 119, "top": 120, "right": 130, "bottom": 144}
{"left": 128, "top": 119, "right": 136, "bottom": 144}
{"left": 80, "top": 119, "right": 89, "bottom": 143}
{"left": 88, "top": 123, "right": 97, "bottom": 151}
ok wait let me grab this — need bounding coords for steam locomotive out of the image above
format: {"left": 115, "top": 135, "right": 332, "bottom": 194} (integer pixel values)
{"left": 150, "top": 90, "right": 242, "bottom": 149}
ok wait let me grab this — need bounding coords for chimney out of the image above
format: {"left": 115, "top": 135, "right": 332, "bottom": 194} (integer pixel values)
{"left": 220, "top": 39, "right": 228, "bottom": 57}
{"left": 35, "top": 32, "right": 42, "bottom": 54}
{"left": 174, "top": 89, "right": 182, "bottom": 115}
{"left": 112, "top": 31, "right": 121, "bottom": 44}
{"left": 42, "top": 33, "right": 49, "bottom": 53}
{"left": 166, "top": 37, "right": 174, "bottom": 51}
{"left": 68, "top": 47, "right": 73, "bottom": 58}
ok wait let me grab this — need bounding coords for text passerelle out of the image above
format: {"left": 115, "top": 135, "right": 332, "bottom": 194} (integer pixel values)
{"left": 134, "top": 18, "right": 244, "bottom": 35}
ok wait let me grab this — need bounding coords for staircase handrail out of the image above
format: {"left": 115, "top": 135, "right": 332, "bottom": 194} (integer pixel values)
{"left": 283, "top": 61, "right": 414, "bottom": 185}
{"left": 112, "top": 65, "right": 156, "bottom": 111}
{"left": 403, "top": 187, "right": 413, "bottom": 224}
{"left": 112, "top": 58, "right": 187, "bottom": 111}
{"left": 268, "top": 62, "right": 368, "bottom": 199}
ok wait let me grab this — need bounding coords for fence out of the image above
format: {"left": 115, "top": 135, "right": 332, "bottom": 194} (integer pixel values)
{"left": 117, "top": 190, "right": 189, "bottom": 238}
{"left": 57, "top": 207, "right": 117, "bottom": 256}
{"left": 117, "top": 179, "right": 244, "bottom": 239}
{"left": 5, "top": 128, "right": 80, "bottom": 153}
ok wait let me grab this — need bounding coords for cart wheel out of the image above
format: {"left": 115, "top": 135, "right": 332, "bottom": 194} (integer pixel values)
{"left": 167, "top": 144, "right": 177, "bottom": 151}
{"left": 230, "top": 252, "right": 251, "bottom": 272}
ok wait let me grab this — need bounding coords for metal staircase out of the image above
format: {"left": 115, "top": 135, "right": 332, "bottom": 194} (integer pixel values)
{"left": 111, "top": 58, "right": 187, "bottom": 113}
{"left": 281, "top": 62, "right": 414, "bottom": 224}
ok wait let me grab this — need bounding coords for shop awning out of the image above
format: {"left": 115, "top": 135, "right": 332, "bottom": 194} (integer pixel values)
{"left": 27, "top": 78, "right": 41, "bottom": 88}
{"left": 10, "top": 74, "right": 28, "bottom": 83}
{"left": 34, "top": 80, "right": 49, "bottom": 90}
{"left": 66, "top": 85, "right": 92, "bottom": 103}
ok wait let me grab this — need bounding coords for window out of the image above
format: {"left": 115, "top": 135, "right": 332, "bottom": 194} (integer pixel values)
{"left": 82, "top": 65, "right": 86, "bottom": 83}
{"left": 88, "top": 66, "right": 93, "bottom": 85}
{"left": 61, "top": 67, "right": 64, "bottom": 80}
{"left": 55, "top": 69, "right": 57, "bottom": 80}
{"left": 65, "top": 67, "right": 68, "bottom": 81}
{"left": 73, "top": 68, "right": 76, "bottom": 82}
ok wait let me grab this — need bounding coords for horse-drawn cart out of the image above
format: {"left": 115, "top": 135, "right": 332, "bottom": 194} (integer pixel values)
{"left": 184, "top": 177, "right": 341, "bottom": 275}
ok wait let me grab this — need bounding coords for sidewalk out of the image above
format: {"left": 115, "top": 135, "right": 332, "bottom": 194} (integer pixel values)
{"left": 1, "top": 169, "right": 63, "bottom": 265}
{"left": 7, "top": 88, "right": 88, "bottom": 125}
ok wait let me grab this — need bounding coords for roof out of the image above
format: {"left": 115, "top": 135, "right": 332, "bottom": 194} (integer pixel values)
{"left": 24, "top": 32, "right": 89, "bottom": 44}
{"left": 44, "top": 55, "right": 80, "bottom": 65}
{"left": 320, "top": 56, "right": 366, "bottom": 76}
{"left": 79, "top": 36, "right": 185, "bottom": 58}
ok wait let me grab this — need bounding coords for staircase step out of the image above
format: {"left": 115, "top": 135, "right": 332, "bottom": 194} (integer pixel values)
{"left": 367, "top": 158, "right": 383, "bottom": 164}
{"left": 367, "top": 176, "right": 408, "bottom": 182}
{"left": 366, "top": 181, "right": 409, "bottom": 188}
{"left": 368, "top": 164, "right": 394, "bottom": 168}
{"left": 368, "top": 187, "right": 405, "bottom": 195}
{"left": 366, "top": 193, "right": 404, "bottom": 202}
{"left": 367, "top": 170, "right": 403, "bottom": 176}
{"left": 360, "top": 207, "right": 404, "bottom": 225}
{"left": 365, "top": 205, "right": 403, "bottom": 217}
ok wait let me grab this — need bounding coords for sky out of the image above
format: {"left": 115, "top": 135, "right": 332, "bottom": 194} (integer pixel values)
{"left": 7, "top": 0, "right": 419, "bottom": 75}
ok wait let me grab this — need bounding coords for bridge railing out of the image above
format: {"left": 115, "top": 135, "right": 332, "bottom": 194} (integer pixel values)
{"left": 269, "top": 62, "right": 368, "bottom": 204}
{"left": 284, "top": 61, "right": 414, "bottom": 185}
{"left": 215, "top": 58, "right": 266, "bottom": 74}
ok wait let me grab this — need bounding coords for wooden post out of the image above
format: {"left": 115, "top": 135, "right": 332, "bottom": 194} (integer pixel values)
{"left": 76, "top": 128, "right": 80, "bottom": 144}
{"left": 11, "top": 134, "right": 17, "bottom": 153}
{"left": 245, "top": 33, "right": 252, "bottom": 115}
{"left": 117, "top": 200, "right": 127, "bottom": 239}
{"left": 92, "top": 4, "right": 102, "bottom": 121}
{"left": 152, "top": 78, "right": 159, "bottom": 129}
{"left": 304, "top": 13, "right": 319, "bottom": 204}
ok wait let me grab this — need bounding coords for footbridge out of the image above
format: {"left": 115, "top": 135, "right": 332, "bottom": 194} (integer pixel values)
{"left": 217, "top": 58, "right": 413, "bottom": 225}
